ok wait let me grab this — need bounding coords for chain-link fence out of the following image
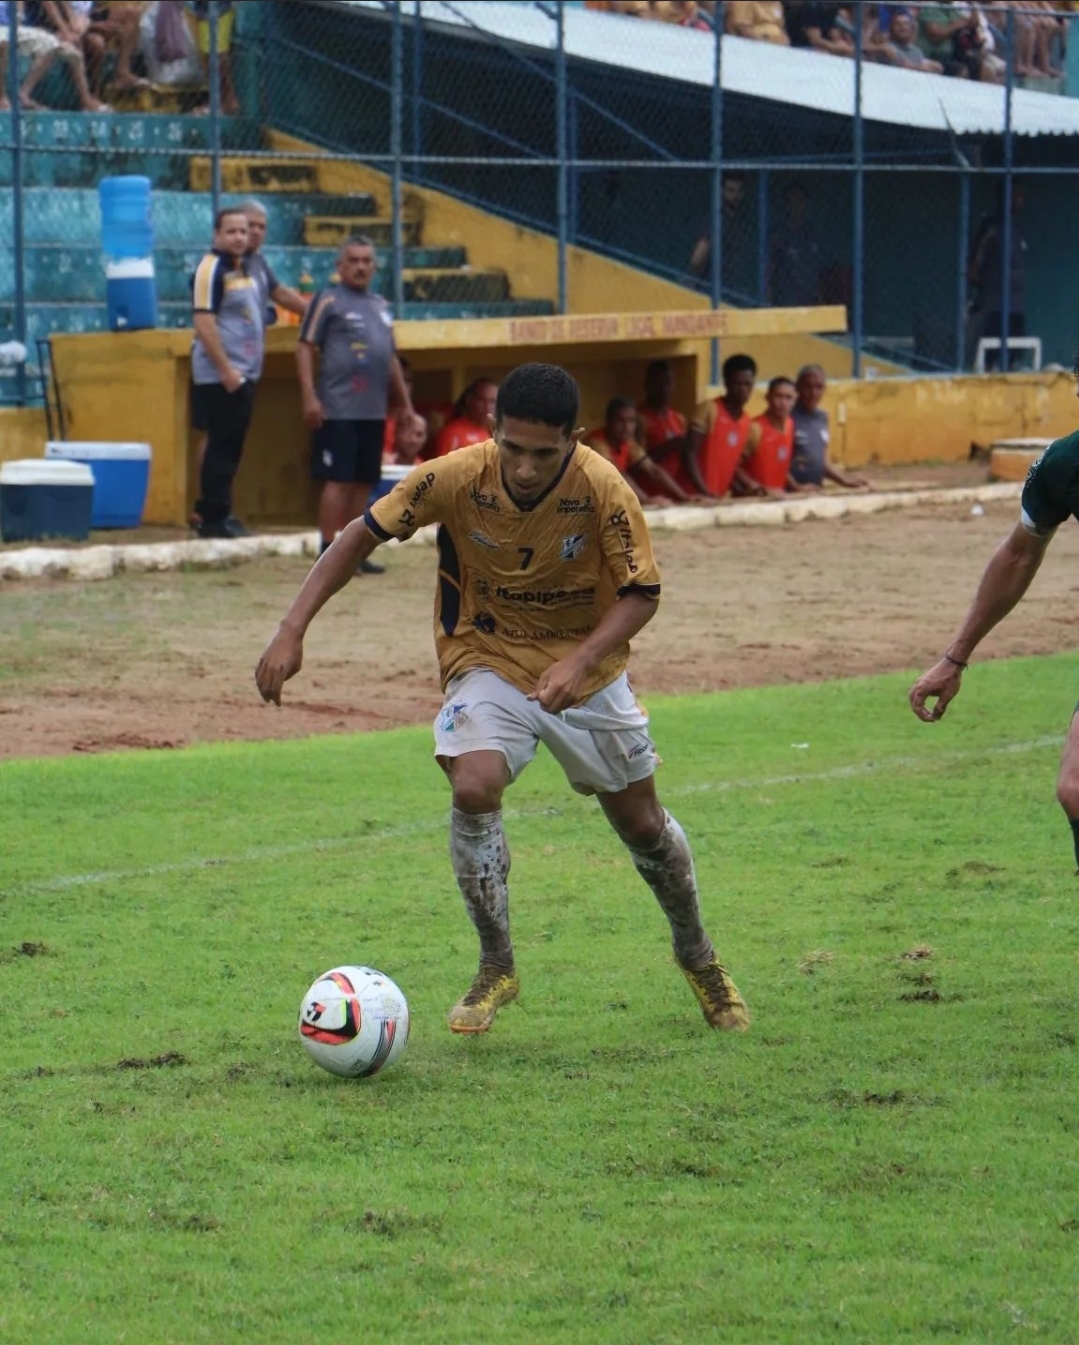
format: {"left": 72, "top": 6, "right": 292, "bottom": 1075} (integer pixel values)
{"left": 0, "top": 0, "right": 1075, "bottom": 404}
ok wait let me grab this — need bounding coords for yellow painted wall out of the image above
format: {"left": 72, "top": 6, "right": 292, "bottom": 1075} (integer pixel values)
{"left": 826, "top": 372, "right": 1077, "bottom": 468}
{"left": 0, "top": 407, "right": 50, "bottom": 465}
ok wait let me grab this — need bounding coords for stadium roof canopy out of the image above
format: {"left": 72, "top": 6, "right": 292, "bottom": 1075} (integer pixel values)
{"left": 347, "top": 0, "right": 1079, "bottom": 139}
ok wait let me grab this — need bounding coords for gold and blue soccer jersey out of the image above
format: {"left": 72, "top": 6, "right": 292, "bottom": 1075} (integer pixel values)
{"left": 365, "top": 440, "right": 661, "bottom": 701}
{"left": 1021, "top": 431, "right": 1079, "bottom": 535}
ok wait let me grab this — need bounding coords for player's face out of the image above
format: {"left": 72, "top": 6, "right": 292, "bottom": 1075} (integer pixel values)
{"left": 725, "top": 368, "right": 756, "bottom": 411}
{"left": 244, "top": 211, "right": 267, "bottom": 252}
{"left": 214, "top": 213, "right": 249, "bottom": 261}
{"left": 339, "top": 245, "right": 377, "bottom": 290}
{"left": 610, "top": 406, "right": 638, "bottom": 444}
{"left": 494, "top": 415, "right": 579, "bottom": 503}
{"left": 768, "top": 383, "right": 795, "bottom": 418}
{"left": 797, "top": 370, "right": 825, "bottom": 411}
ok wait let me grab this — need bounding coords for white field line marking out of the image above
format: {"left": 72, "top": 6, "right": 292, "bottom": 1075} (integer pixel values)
{"left": 5, "top": 734, "right": 1061, "bottom": 899}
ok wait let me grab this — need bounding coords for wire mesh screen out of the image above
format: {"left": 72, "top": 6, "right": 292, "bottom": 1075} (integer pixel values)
{"left": 0, "top": 0, "right": 1074, "bottom": 404}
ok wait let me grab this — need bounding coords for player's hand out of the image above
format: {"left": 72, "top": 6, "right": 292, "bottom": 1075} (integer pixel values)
{"left": 303, "top": 395, "right": 325, "bottom": 431}
{"left": 529, "top": 655, "right": 591, "bottom": 715}
{"left": 909, "top": 658, "right": 963, "bottom": 723}
{"left": 222, "top": 367, "right": 245, "bottom": 394}
{"left": 255, "top": 627, "right": 304, "bottom": 706}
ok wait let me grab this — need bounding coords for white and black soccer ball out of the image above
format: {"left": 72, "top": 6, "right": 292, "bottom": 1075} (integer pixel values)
{"left": 298, "top": 965, "right": 410, "bottom": 1078}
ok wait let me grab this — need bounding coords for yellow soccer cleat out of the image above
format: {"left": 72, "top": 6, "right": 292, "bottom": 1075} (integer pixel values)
{"left": 447, "top": 965, "right": 520, "bottom": 1034}
{"left": 680, "top": 958, "right": 750, "bottom": 1032}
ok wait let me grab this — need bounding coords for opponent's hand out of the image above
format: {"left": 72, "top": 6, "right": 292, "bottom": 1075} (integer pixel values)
{"left": 255, "top": 627, "right": 304, "bottom": 706}
{"left": 909, "top": 658, "right": 963, "bottom": 723}
{"left": 528, "top": 654, "right": 591, "bottom": 715}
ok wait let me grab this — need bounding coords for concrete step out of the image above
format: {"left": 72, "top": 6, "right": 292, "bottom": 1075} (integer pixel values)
{"left": 988, "top": 439, "right": 1051, "bottom": 483}
{"left": 0, "top": 190, "right": 382, "bottom": 247}
{"left": 189, "top": 156, "right": 382, "bottom": 198}
{"left": 400, "top": 268, "right": 510, "bottom": 304}
{"left": 0, "top": 245, "right": 472, "bottom": 303}
{"left": 304, "top": 215, "right": 423, "bottom": 248}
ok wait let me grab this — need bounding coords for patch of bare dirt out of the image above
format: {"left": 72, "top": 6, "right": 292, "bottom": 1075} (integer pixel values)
{"left": 2, "top": 465, "right": 1076, "bottom": 760}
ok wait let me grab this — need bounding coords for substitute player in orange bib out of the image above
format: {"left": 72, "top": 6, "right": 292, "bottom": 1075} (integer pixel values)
{"left": 256, "top": 362, "right": 748, "bottom": 1035}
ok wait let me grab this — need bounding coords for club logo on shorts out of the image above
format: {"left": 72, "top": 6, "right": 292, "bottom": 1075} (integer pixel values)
{"left": 560, "top": 534, "right": 587, "bottom": 561}
{"left": 439, "top": 701, "right": 469, "bottom": 733}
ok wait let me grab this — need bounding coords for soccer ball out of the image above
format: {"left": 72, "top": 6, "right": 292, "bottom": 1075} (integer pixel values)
{"left": 298, "top": 965, "right": 410, "bottom": 1078}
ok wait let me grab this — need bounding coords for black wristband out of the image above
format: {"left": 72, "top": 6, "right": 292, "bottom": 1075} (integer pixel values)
{"left": 944, "top": 653, "right": 969, "bottom": 670}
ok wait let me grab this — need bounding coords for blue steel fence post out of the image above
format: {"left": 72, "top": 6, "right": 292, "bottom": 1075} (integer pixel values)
{"left": 7, "top": 4, "right": 25, "bottom": 405}
{"left": 757, "top": 168, "right": 768, "bottom": 303}
{"left": 956, "top": 172, "right": 971, "bottom": 372}
{"left": 209, "top": 3, "right": 222, "bottom": 218}
{"left": 568, "top": 92, "right": 579, "bottom": 246}
{"left": 851, "top": 15, "right": 864, "bottom": 379}
{"left": 391, "top": 1, "right": 405, "bottom": 315}
{"left": 411, "top": 1, "right": 423, "bottom": 168}
{"left": 1000, "top": 7, "right": 1014, "bottom": 372}
{"left": 556, "top": 1, "right": 568, "bottom": 314}
{"left": 709, "top": 5, "right": 724, "bottom": 384}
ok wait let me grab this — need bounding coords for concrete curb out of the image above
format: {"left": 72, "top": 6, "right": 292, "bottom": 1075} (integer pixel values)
{"left": 0, "top": 482, "right": 1022, "bottom": 582}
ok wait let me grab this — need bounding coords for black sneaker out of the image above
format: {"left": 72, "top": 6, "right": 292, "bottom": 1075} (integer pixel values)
{"left": 357, "top": 558, "right": 385, "bottom": 575}
{"left": 198, "top": 516, "right": 249, "bottom": 540}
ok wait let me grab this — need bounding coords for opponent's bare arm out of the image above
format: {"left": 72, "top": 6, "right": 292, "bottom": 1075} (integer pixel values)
{"left": 909, "top": 521, "right": 1053, "bottom": 722}
{"left": 529, "top": 590, "right": 659, "bottom": 715}
{"left": 255, "top": 518, "right": 384, "bottom": 705}
{"left": 680, "top": 428, "right": 711, "bottom": 497}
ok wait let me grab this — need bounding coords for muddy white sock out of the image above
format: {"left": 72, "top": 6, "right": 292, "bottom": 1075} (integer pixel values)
{"left": 627, "top": 810, "right": 714, "bottom": 969}
{"left": 450, "top": 807, "right": 514, "bottom": 969}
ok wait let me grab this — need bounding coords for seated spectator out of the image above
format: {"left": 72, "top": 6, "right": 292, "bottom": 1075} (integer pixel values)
{"left": 25, "top": 0, "right": 110, "bottom": 108}
{"left": 876, "top": 8, "right": 945, "bottom": 70}
{"left": 587, "top": 398, "right": 696, "bottom": 505}
{"left": 768, "top": 182, "right": 822, "bottom": 308}
{"left": 783, "top": 1, "right": 855, "bottom": 55}
{"left": 636, "top": 358, "right": 688, "bottom": 497}
{"left": 726, "top": 0, "right": 789, "bottom": 42}
{"left": 434, "top": 378, "right": 498, "bottom": 456}
{"left": 75, "top": 1, "right": 149, "bottom": 95}
{"left": 790, "top": 364, "right": 868, "bottom": 488}
{"left": 0, "top": 1, "right": 65, "bottom": 109}
{"left": 382, "top": 358, "right": 428, "bottom": 465}
{"left": 190, "top": 0, "right": 238, "bottom": 115}
{"left": 742, "top": 377, "right": 811, "bottom": 496}
{"left": 650, "top": 1, "right": 712, "bottom": 28}
{"left": 917, "top": 2, "right": 996, "bottom": 80}
{"left": 682, "top": 353, "right": 761, "bottom": 500}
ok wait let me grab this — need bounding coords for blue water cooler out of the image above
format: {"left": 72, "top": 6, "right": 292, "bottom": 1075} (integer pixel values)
{"left": 99, "top": 175, "right": 158, "bottom": 332}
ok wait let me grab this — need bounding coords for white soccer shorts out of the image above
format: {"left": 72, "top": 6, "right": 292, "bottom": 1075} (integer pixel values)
{"left": 433, "top": 667, "right": 658, "bottom": 796}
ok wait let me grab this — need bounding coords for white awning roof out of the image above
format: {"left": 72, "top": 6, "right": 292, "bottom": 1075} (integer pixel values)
{"left": 348, "top": 1, "right": 1079, "bottom": 138}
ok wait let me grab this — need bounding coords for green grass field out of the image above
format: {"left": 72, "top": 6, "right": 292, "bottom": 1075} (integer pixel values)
{"left": 3, "top": 656, "right": 1079, "bottom": 1344}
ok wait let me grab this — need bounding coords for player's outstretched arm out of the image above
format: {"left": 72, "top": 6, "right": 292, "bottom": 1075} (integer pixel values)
{"left": 255, "top": 518, "right": 384, "bottom": 706}
{"left": 909, "top": 522, "right": 1053, "bottom": 722}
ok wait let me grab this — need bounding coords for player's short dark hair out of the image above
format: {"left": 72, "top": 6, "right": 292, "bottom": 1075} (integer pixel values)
{"left": 644, "top": 359, "right": 670, "bottom": 380}
{"left": 768, "top": 376, "right": 795, "bottom": 394}
{"left": 722, "top": 353, "right": 757, "bottom": 382}
{"left": 214, "top": 207, "right": 248, "bottom": 230}
{"left": 496, "top": 363, "right": 579, "bottom": 434}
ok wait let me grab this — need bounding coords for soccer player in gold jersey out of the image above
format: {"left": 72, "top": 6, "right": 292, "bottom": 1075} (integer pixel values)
{"left": 256, "top": 363, "right": 748, "bottom": 1035}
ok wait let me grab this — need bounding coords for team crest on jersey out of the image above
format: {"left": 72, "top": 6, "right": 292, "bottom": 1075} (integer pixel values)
{"left": 560, "top": 534, "right": 587, "bottom": 561}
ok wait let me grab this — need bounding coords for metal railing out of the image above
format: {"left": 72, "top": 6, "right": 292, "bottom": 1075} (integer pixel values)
{"left": 0, "top": 0, "right": 1071, "bottom": 404}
